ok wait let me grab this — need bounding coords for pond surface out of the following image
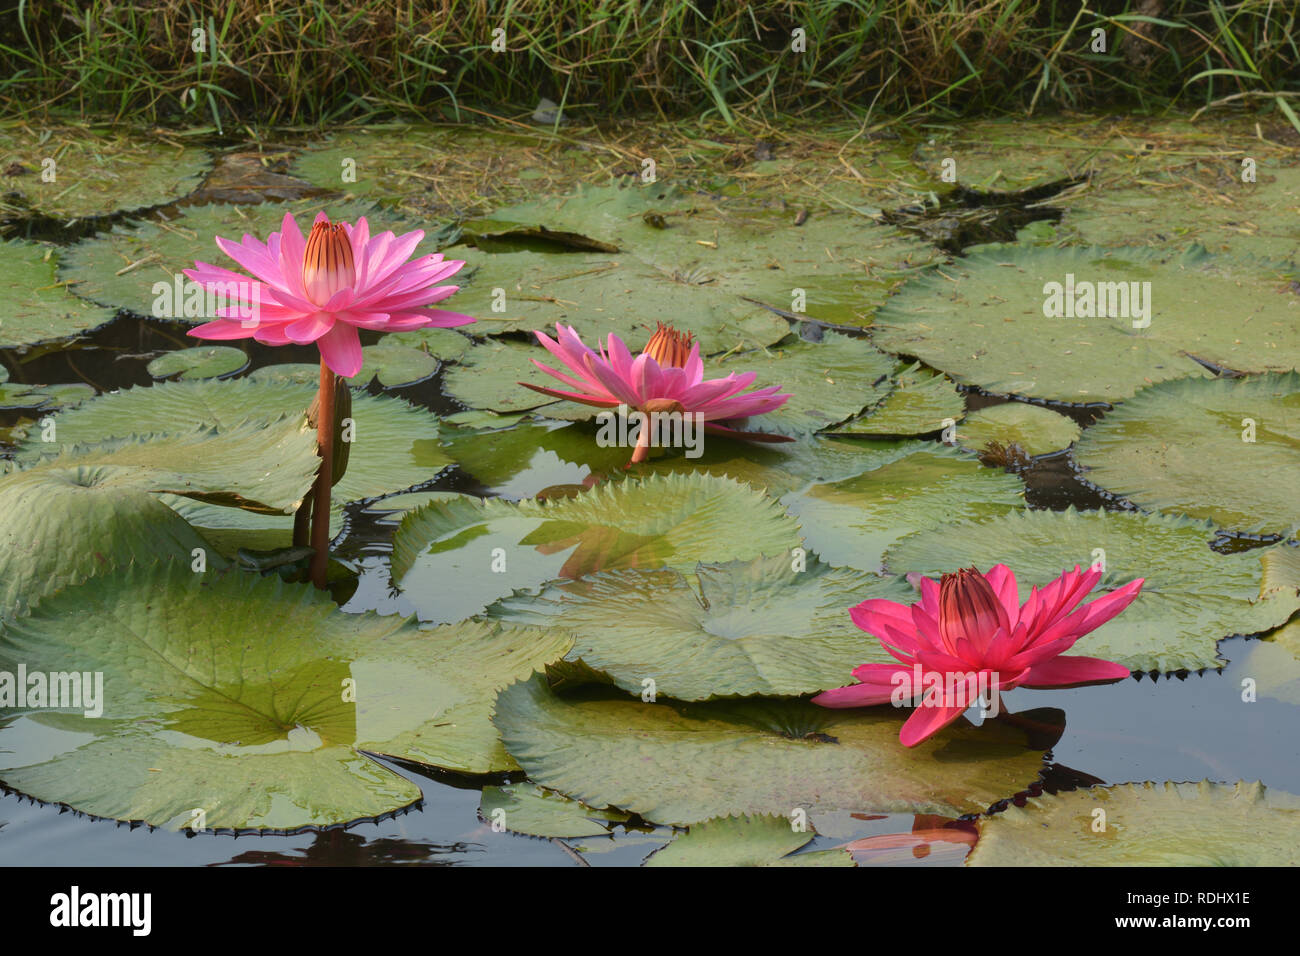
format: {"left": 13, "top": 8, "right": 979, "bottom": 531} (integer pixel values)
{"left": 1, "top": 114, "right": 1297, "bottom": 866}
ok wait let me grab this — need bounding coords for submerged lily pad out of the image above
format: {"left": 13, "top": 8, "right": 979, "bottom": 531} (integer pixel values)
{"left": 246, "top": 363, "right": 322, "bottom": 385}
{"left": 0, "top": 240, "right": 118, "bottom": 349}
{"left": 0, "top": 564, "right": 572, "bottom": 829}
{"left": 872, "top": 245, "right": 1298, "bottom": 402}
{"left": 489, "top": 555, "right": 914, "bottom": 700}
{"left": 148, "top": 345, "right": 249, "bottom": 381}
{"left": 391, "top": 474, "right": 803, "bottom": 624}
{"left": 782, "top": 444, "right": 1025, "bottom": 573}
{"left": 57, "top": 200, "right": 431, "bottom": 318}
{"left": 957, "top": 402, "right": 1081, "bottom": 456}
{"left": 967, "top": 781, "right": 1300, "bottom": 866}
{"left": 831, "top": 363, "right": 965, "bottom": 436}
{"left": 1074, "top": 372, "right": 1300, "bottom": 536}
{"left": 479, "top": 784, "right": 631, "bottom": 839}
{"left": 644, "top": 813, "right": 854, "bottom": 867}
{"left": 884, "top": 508, "right": 1300, "bottom": 673}
{"left": 0, "top": 128, "right": 209, "bottom": 220}
{"left": 1243, "top": 618, "right": 1300, "bottom": 707}
{"left": 494, "top": 676, "right": 1050, "bottom": 826}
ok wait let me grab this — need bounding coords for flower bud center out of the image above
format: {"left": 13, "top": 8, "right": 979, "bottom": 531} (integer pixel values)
{"left": 642, "top": 322, "right": 695, "bottom": 368}
{"left": 938, "top": 567, "right": 1002, "bottom": 646}
{"left": 302, "top": 219, "right": 356, "bottom": 306}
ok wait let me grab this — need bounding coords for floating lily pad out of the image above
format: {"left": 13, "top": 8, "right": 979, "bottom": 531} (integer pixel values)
{"left": 957, "top": 402, "right": 1081, "bottom": 456}
{"left": 442, "top": 339, "right": 560, "bottom": 413}
{"left": 782, "top": 444, "right": 1025, "bottom": 573}
{"left": 967, "top": 781, "right": 1300, "bottom": 866}
{"left": 0, "top": 127, "right": 209, "bottom": 219}
{"left": 1074, "top": 372, "right": 1300, "bottom": 536}
{"left": 246, "top": 363, "right": 321, "bottom": 385}
{"left": 883, "top": 508, "right": 1300, "bottom": 673}
{"left": 479, "top": 183, "right": 935, "bottom": 327}
{"left": 644, "top": 813, "right": 854, "bottom": 867}
{"left": 1, "top": 419, "right": 318, "bottom": 617}
{"left": 703, "top": 332, "right": 895, "bottom": 436}
{"left": 355, "top": 344, "right": 440, "bottom": 387}
{"left": 444, "top": 246, "right": 790, "bottom": 351}
{"left": 493, "top": 676, "right": 1050, "bottom": 826}
{"left": 58, "top": 200, "right": 432, "bottom": 318}
{"left": 0, "top": 240, "right": 118, "bottom": 349}
{"left": 0, "top": 564, "right": 572, "bottom": 828}
{"left": 19, "top": 378, "right": 450, "bottom": 511}
{"left": 148, "top": 345, "right": 249, "bottom": 381}
{"left": 391, "top": 474, "right": 803, "bottom": 624}
{"left": 872, "top": 245, "right": 1299, "bottom": 402}
{"left": 489, "top": 554, "right": 914, "bottom": 700}
{"left": 383, "top": 327, "right": 473, "bottom": 362}
{"left": 479, "top": 784, "right": 631, "bottom": 839}
{"left": 290, "top": 128, "right": 444, "bottom": 205}
{"left": 831, "top": 363, "right": 965, "bottom": 436}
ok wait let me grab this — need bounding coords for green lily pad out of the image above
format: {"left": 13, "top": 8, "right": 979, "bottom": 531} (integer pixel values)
{"left": 1073, "top": 372, "right": 1300, "bottom": 536}
{"left": 0, "top": 469, "right": 216, "bottom": 620}
{"left": 246, "top": 363, "right": 322, "bottom": 385}
{"left": 355, "top": 344, "right": 440, "bottom": 387}
{"left": 493, "top": 676, "right": 1051, "bottom": 826}
{"left": 489, "top": 554, "right": 914, "bottom": 700}
{"left": 0, "top": 240, "right": 118, "bottom": 349}
{"left": 967, "top": 781, "right": 1300, "bottom": 866}
{"left": 0, "top": 127, "right": 209, "bottom": 220}
{"left": 782, "top": 444, "right": 1025, "bottom": 573}
{"left": 444, "top": 245, "right": 790, "bottom": 351}
{"left": 479, "top": 784, "right": 631, "bottom": 839}
{"left": 290, "top": 128, "right": 444, "bottom": 205}
{"left": 57, "top": 200, "right": 433, "bottom": 318}
{"left": 831, "top": 363, "right": 966, "bottom": 436}
{"left": 706, "top": 332, "right": 896, "bottom": 436}
{"left": 383, "top": 326, "right": 473, "bottom": 362}
{"left": 644, "top": 813, "right": 854, "bottom": 867}
{"left": 883, "top": 508, "right": 1300, "bottom": 673}
{"left": 0, "top": 378, "right": 96, "bottom": 412}
{"left": 1, "top": 418, "right": 319, "bottom": 617}
{"left": 0, "top": 564, "right": 572, "bottom": 828}
{"left": 391, "top": 473, "right": 803, "bottom": 624}
{"left": 872, "top": 245, "right": 1299, "bottom": 402}
{"left": 18, "top": 378, "right": 450, "bottom": 510}
{"left": 957, "top": 402, "right": 1082, "bottom": 456}
{"left": 479, "top": 183, "right": 935, "bottom": 327}
{"left": 147, "top": 345, "right": 249, "bottom": 381}
{"left": 443, "top": 339, "right": 568, "bottom": 413}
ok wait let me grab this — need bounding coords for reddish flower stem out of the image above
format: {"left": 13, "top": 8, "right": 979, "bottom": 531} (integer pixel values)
{"left": 309, "top": 359, "right": 334, "bottom": 589}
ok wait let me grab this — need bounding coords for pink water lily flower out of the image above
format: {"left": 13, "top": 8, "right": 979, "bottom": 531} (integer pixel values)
{"left": 814, "top": 564, "right": 1143, "bottom": 747}
{"left": 186, "top": 212, "right": 474, "bottom": 377}
{"left": 521, "top": 322, "right": 792, "bottom": 462}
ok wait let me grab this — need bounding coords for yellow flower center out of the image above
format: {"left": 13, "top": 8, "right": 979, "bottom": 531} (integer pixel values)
{"left": 642, "top": 322, "right": 695, "bottom": 369}
{"left": 302, "top": 219, "right": 356, "bottom": 305}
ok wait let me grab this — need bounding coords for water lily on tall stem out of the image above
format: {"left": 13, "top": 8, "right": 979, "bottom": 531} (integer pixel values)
{"left": 521, "top": 322, "right": 793, "bottom": 465}
{"left": 186, "top": 211, "right": 475, "bottom": 587}
{"left": 814, "top": 564, "right": 1143, "bottom": 747}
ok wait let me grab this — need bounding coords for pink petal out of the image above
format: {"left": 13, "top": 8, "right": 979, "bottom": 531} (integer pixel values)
{"left": 1021, "top": 655, "right": 1131, "bottom": 687}
{"left": 899, "top": 703, "right": 969, "bottom": 748}
{"left": 315, "top": 322, "right": 363, "bottom": 378}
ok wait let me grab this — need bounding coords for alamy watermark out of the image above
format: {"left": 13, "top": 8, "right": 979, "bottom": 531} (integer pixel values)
{"left": 0, "top": 665, "right": 104, "bottom": 718}
{"left": 151, "top": 274, "right": 261, "bottom": 327}
{"left": 891, "top": 665, "right": 1001, "bottom": 717}
{"left": 1042, "top": 273, "right": 1152, "bottom": 328}
{"left": 595, "top": 404, "right": 704, "bottom": 458}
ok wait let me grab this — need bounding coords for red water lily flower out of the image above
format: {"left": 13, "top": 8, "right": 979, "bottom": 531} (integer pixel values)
{"left": 814, "top": 564, "right": 1142, "bottom": 747}
{"left": 520, "top": 322, "right": 792, "bottom": 463}
{"left": 186, "top": 212, "right": 474, "bottom": 377}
